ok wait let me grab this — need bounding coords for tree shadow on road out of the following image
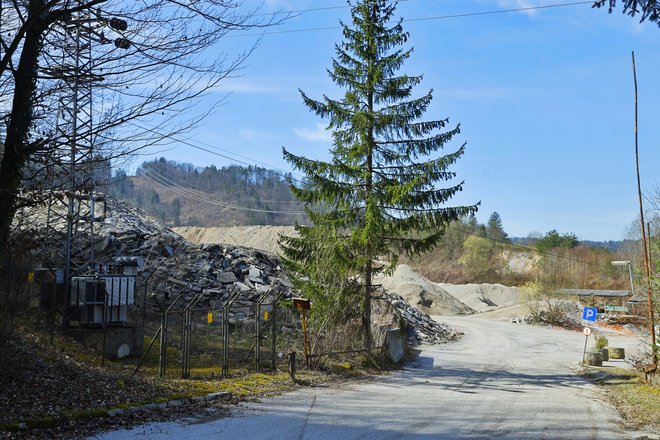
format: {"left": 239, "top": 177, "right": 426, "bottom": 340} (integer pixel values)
{"left": 389, "top": 363, "right": 592, "bottom": 395}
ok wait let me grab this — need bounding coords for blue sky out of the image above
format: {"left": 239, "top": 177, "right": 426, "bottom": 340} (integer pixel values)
{"left": 135, "top": 0, "right": 660, "bottom": 242}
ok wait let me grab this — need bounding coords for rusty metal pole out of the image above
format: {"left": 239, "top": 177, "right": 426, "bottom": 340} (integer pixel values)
{"left": 632, "top": 51, "right": 657, "bottom": 366}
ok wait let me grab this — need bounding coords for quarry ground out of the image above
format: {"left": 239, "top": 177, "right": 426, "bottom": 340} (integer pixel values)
{"left": 91, "top": 312, "right": 653, "bottom": 440}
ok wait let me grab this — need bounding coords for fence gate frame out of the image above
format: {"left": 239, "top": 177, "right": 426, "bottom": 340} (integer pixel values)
{"left": 222, "top": 290, "right": 240, "bottom": 378}
{"left": 181, "top": 291, "right": 205, "bottom": 379}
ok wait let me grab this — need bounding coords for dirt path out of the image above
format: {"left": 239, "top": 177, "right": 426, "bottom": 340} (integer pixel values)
{"left": 90, "top": 315, "right": 650, "bottom": 440}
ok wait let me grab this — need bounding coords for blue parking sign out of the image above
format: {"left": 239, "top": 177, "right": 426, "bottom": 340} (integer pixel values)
{"left": 582, "top": 306, "right": 598, "bottom": 322}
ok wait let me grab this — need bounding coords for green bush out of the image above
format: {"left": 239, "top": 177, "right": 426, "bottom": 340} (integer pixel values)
{"left": 594, "top": 334, "right": 609, "bottom": 350}
{"left": 520, "top": 281, "right": 566, "bottom": 325}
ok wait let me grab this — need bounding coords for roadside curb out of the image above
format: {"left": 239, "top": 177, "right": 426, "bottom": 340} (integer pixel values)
{"left": 6, "top": 392, "right": 233, "bottom": 433}
{"left": 103, "top": 391, "right": 232, "bottom": 418}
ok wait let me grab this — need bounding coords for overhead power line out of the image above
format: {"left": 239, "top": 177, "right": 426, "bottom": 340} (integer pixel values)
{"left": 140, "top": 164, "right": 307, "bottom": 215}
{"left": 140, "top": 163, "right": 305, "bottom": 205}
{"left": 229, "top": 1, "right": 594, "bottom": 38}
{"left": 135, "top": 154, "right": 596, "bottom": 264}
{"left": 253, "top": 0, "right": 414, "bottom": 17}
{"left": 449, "top": 224, "right": 597, "bottom": 266}
{"left": 127, "top": 121, "right": 307, "bottom": 186}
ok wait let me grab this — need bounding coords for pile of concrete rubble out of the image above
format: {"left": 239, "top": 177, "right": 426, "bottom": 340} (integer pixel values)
{"left": 375, "top": 289, "right": 462, "bottom": 345}
{"left": 15, "top": 196, "right": 458, "bottom": 346}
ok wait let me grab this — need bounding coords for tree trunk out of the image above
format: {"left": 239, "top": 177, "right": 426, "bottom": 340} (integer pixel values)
{"left": 0, "top": 0, "right": 47, "bottom": 258}
{"left": 363, "top": 258, "right": 373, "bottom": 351}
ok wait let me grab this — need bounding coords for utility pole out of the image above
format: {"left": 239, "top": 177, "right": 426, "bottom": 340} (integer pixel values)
{"left": 632, "top": 51, "right": 657, "bottom": 366}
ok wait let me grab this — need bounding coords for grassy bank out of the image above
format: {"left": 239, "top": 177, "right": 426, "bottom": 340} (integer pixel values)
{"left": 582, "top": 367, "right": 660, "bottom": 430}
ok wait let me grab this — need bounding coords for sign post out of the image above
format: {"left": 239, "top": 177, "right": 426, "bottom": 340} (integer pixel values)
{"left": 581, "top": 307, "right": 597, "bottom": 364}
{"left": 582, "top": 326, "right": 592, "bottom": 364}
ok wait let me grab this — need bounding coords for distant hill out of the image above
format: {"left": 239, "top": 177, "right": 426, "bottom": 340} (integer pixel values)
{"left": 109, "top": 158, "right": 307, "bottom": 227}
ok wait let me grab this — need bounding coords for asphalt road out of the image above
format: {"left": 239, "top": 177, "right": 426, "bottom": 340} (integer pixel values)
{"left": 92, "top": 315, "right": 647, "bottom": 440}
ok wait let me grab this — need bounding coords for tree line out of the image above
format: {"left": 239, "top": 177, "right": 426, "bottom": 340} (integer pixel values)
{"left": 109, "top": 158, "right": 307, "bottom": 226}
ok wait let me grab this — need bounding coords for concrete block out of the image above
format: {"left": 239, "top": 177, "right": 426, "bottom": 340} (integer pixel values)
{"left": 385, "top": 329, "right": 404, "bottom": 363}
{"left": 69, "top": 326, "right": 144, "bottom": 359}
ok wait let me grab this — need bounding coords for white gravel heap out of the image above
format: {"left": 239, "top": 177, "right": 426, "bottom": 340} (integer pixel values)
{"left": 436, "top": 282, "right": 521, "bottom": 313}
{"left": 375, "top": 264, "right": 474, "bottom": 316}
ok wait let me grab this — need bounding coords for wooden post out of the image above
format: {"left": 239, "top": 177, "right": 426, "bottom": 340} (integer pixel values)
{"left": 293, "top": 298, "right": 311, "bottom": 368}
{"left": 632, "top": 51, "right": 657, "bottom": 366}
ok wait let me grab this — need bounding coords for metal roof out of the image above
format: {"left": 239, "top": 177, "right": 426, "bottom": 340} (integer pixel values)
{"left": 559, "top": 289, "right": 630, "bottom": 297}
{"left": 627, "top": 292, "right": 647, "bottom": 304}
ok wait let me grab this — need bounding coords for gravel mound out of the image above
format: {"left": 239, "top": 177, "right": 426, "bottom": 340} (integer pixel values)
{"left": 174, "top": 226, "right": 297, "bottom": 255}
{"left": 436, "top": 283, "right": 521, "bottom": 313}
{"left": 376, "top": 265, "right": 474, "bottom": 316}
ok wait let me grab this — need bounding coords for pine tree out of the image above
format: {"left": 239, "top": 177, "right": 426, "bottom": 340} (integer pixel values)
{"left": 486, "top": 212, "right": 508, "bottom": 242}
{"left": 280, "top": 0, "right": 478, "bottom": 349}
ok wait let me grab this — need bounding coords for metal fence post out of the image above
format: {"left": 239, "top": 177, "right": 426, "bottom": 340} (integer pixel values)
{"left": 255, "top": 293, "right": 272, "bottom": 372}
{"left": 271, "top": 299, "right": 277, "bottom": 371}
{"left": 222, "top": 290, "right": 240, "bottom": 378}
{"left": 222, "top": 304, "right": 229, "bottom": 378}
{"left": 255, "top": 302, "right": 261, "bottom": 372}
{"left": 159, "top": 309, "right": 167, "bottom": 378}
{"left": 182, "top": 292, "right": 204, "bottom": 379}
{"left": 269, "top": 292, "right": 284, "bottom": 371}
{"left": 156, "top": 291, "right": 184, "bottom": 378}
{"left": 181, "top": 309, "right": 188, "bottom": 379}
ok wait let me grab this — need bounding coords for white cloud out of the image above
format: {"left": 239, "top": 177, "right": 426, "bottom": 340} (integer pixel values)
{"left": 496, "top": 0, "right": 541, "bottom": 16}
{"left": 293, "top": 123, "right": 332, "bottom": 142}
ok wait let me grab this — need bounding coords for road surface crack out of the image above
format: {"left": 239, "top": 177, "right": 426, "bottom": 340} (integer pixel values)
{"left": 299, "top": 394, "right": 317, "bottom": 440}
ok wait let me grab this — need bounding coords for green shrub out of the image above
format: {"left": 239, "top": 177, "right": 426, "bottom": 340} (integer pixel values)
{"left": 520, "top": 281, "right": 566, "bottom": 325}
{"left": 594, "top": 334, "right": 609, "bottom": 350}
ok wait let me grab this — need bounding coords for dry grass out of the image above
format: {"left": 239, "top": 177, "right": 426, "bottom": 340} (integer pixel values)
{"left": 583, "top": 367, "right": 660, "bottom": 430}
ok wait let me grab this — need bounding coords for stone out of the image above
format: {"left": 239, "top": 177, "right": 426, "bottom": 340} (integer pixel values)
{"left": 249, "top": 266, "right": 262, "bottom": 279}
{"left": 216, "top": 272, "right": 237, "bottom": 284}
{"left": 15, "top": 195, "right": 458, "bottom": 350}
{"left": 234, "top": 281, "right": 251, "bottom": 292}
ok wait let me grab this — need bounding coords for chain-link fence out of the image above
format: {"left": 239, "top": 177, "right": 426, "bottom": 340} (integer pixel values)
{"left": 130, "top": 290, "right": 308, "bottom": 379}
{"left": 6, "top": 254, "right": 378, "bottom": 380}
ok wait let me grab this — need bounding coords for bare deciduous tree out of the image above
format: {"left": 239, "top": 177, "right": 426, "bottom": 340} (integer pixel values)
{"left": 0, "top": 0, "right": 288, "bottom": 256}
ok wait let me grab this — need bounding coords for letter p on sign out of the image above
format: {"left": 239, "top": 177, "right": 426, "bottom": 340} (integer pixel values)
{"left": 582, "top": 306, "right": 598, "bottom": 322}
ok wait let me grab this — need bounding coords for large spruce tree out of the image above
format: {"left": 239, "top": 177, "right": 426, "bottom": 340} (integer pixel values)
{"left": 281, "top": 0, "right": 478, "bottom": 349}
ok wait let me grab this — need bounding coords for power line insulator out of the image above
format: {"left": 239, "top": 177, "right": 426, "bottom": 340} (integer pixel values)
{"left": 109, "top": 18, "right": 128, "bottom": 31}
{"left": 114, "top": 38, "right": 131, "bottom": 49}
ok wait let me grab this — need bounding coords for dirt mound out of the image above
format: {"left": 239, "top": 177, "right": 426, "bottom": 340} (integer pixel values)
{"left": 174, "top": 226, "right": 297, "bottom": 255}
{"left": 436, "top": 283, "right": 521, "bottom": 313}
{"left": 376, "top": 265, "right": 474, "bottom": 316}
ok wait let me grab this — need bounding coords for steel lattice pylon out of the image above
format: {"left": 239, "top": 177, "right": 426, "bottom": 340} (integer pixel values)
{"left": 42, "top": 6, "right": 108, "bottom": 327}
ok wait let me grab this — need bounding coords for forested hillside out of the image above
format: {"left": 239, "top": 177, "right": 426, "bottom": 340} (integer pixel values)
{"left": 109, "top": 158, "right": 307, "bottom": 226}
